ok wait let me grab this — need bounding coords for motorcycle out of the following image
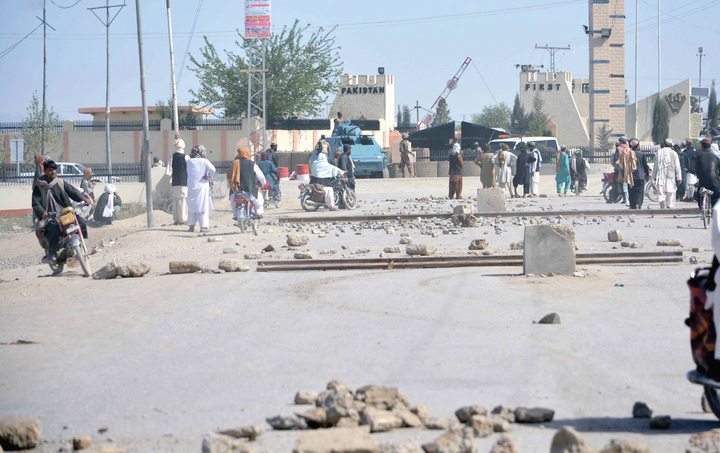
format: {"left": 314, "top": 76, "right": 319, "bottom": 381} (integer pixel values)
{"left": 262, "top": 183, "right": 282, "bottom": 210}
{"left": 233, "top": 191, "right": 259, "bottom": 236}
{"left": 299, "top": 175, "right": 356, "bottom": 212}
{"left": 644, "top": 178, "right": 659, "bottom": 203}
{"left": 601, "top": 172, "right": 623, "bottom": 203}
{"left": 37, "top": 206, "right": 92, "bottom": 277}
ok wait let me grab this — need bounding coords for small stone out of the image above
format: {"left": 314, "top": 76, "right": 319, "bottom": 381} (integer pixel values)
{"left": 169, "top": 261, "right": 210, "bottom": 274}
{"left": 379, "top": 439, "right": 422, "bottom": 453}
{"left": 294, "top": 252, "right": 317, "bottom": 260}
{"left": 294, "top": 426, "right": 378, "bottom": 453}
{"left": 0, "top": 416, "right": 42, "bottom": 450}
{"left": 455, "top": 405, "right": 487, "bottom": 423}
{"left": 218, "top": 259, "right": 249, "bottom": 272}
{"left": 392, "top": 404, "right": 423, "bottom": 428}
{"left": 482, "top": 250, "right": 494, "bottom": 256}
{"left": 657, "top": 239, "right": 682, "bottom": 247}
{"left": 608, "top": 230, "right": 624, "bottom": 242}
{"left": 222, "top": 248, "right": 238, "bottom": 254}
{"left": 295, "top": 390, "right": 318, "bottom": 405}
{"left": 383, "top": 247, "right": 401, "bottom": 254}
{"left": 649, "top": 415, "right": 671, "bottom": 430}
{"left": 92, "top": 262, "right": 119, "bottom": 280}
{"left": 538, "top": 313, "right": 561, "bottom": 324}
{"left": 490, "top": 435, "right": 518, "bottom": 453}
{"left": 690, "top": 256, "right": 699, "bottom": 264}
{"left": 491, "top": 405, "right": 516, "bottom": 423}
{"left": 386, "top": 229, "right": 395, "bottom": 235}
{"left": 550, "top": 426, "right": 594, "bottom": 453}
{"left": 73, "top": 436, "right": 92, "bottom": 450}
{"left": 207, "top": 237, "right": 223, "bottom": 243}
{"left": 632, "top": 402, "right": 652, "bottom": 419}
{"left": 359, "top": 407, "right": 402, "bottom": 432}
{"left": 399, "top": 237, "right": 413, "bottom": 245}
{"left": 486, "top": 415, "right": 512, "bottom": 433}
{"left": 117, "top": 262, "right": 151, "bottom": 278}
{"left": 266, "top": 414, "right": 308, "bottom": 430}
{"left": 620, "top": 241, "right": 631, "bottom": 248}
{"left": 702, "top": 394, "right": 712, "bottom": 413}
{"left": 687, "top": 429, "right": 720, "bottom": 453}
{"left": 421, "top": 428, "right": 475, "bottom": 453}
{"left": 406, "top": 244, "right": 437, "bottom": 256}
{"left": 510, "top": 241, "right": 524, "bottom": 251}
{"left": 600, "top": 439, "right": 652, "bottom": 453}
{"left": 469, "top": 239, "right": 488, "bottom": 250}
{"left": 217, "top": 424, "right": 264, "bottom": 441}
{"left": 514, "top": 407, "right": 554, "bottom": 423}
{"left": 411, "top": 404, "right": 428, "bottom": 422}
{"left": 287, "top": 234, "right": 310, "bottom": 247}
{"left": 467, "top": 415, "right": 494, "bottom": 438}
{"left": 263, "top": 244, "right": 275, "bottom": 252}
{"left": 424, "top": 417, "right": 452, "bottom": 430}
{"left": 297, "top": 407, "right": 329, "bottom": 428}
{"left": 244, "top": 253, "right": 261, "bottom": 259}
{"left": 693, "top": 247, "right": 704, "bottom": 253}
{"left": 202, "top": 433, "right": 255, "bottom": 453}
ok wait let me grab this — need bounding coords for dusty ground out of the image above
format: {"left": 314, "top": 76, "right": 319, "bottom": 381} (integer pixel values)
{"left": 0, "top": 172, "right": 716, "bottom": 452}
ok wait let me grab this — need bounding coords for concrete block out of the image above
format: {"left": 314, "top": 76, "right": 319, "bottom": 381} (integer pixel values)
{"left": 415, "top": 162, "right": 437, "bottom": 178}
{"left": 477, "top": 188, "right": 507, "bottom": 213}
{"left": 523, "top": 225, "right": 576, "bottom": 275}
{"left": 437, "top": 161, "right": 449, "bottom": 177}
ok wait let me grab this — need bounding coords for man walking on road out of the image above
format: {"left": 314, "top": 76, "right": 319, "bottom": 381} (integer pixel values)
{"left": 653, "top": 138, "right": 682, "bottom": 209}
{"left": 475, "top": 144, "right": 496, "bottom": 188}
{"left": 448, "top": 141, "right": 464, "bottom": 199}
{"left": 166, "top": 138, "right": 189, "bottom": 225}
{"left": 695, "top": 137, "right": 720, "bottom": 210}
{"left": 399, "top": 133, "right": 414, "bottom": 178}
{"left": 528, "top": 142, "right": 542, "bottom": 197}
{"left": 628, "top": 139, "right": 650, "bottom": 209}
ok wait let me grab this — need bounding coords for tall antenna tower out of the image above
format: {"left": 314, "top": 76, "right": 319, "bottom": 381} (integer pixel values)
{"left": 534, "top": 44, "right": 571, "bottom": 73}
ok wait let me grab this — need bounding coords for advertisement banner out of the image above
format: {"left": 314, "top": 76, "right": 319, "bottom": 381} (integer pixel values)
{"left": 245, "top": 0, "right": 271, "bottom": 38}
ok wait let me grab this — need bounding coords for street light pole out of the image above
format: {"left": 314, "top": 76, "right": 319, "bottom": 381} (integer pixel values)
{"left": 134, "top": 0, "right": 153, "bottom": 227}
{"left": 697, "top": 46, "right": 706, "bottom": 88}
{"left": 165, "top": 0, "right": 180, "bottom": 139}
{"left": 42, "top": 0, "right": 47, "bottom": 157}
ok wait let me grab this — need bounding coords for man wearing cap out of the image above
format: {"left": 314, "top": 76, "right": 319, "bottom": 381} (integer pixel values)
{"left": 683, "top": 139, "right": 699, "bottom": 202}
{"left": 266, "top": 142, "right": 280, "bottom": 169}
{"left": 165, "top": 138, "right": 189, "bottom": 225}
{"left": 695, "top": 137, "right": 720, "bottom": 210}
{"left": 652, "top": 138, "right": 682, "bottom": 209}
{"left": 399, "top": 133, "right": 414, "bottom": 178}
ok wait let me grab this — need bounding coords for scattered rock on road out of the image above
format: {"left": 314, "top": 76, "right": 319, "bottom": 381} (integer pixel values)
{"left": 411, "top": 404, "right": 428, "bottom": 422}
{"left": 690, "top": 256, "right": 699, "bottom": 264}
{"left": 514, "top": 407, "right": 554, "bottom": 423}
{"left": 384, "top": 247, "right": 401, "bottom": 254}
{"left": 207, "top": 237, "right": 223, "bottom": 243}
{"left": 263, "top": 244, "right": 275, "bottom": 252}
{"left": 657, "top": 239, "right": 682, "bottom": 247}
{"left": 392, "top": 404, "right": 423, "bottom": 428}
{"left": 608, "top": 230, "right": 624, "bottom": 242}
{"left": 298, "top": 407, "right": 329, "bottom": 429}
{"left": 491, "top": 405, "right": 516, "bottom": 423}
{"left": 399, "top": 237, "right": 413, "bottom": 245}
{"left": 406, "top": 244, "right": 436, "bottom": 256}
{"left": 117, "top": 262, "right": 151, "bottom": 278}
{"left": 359, "top": 407, "right": 403, "bottom": 433}
{"left": 600, "top": 439, "right": 652, "bottom": 453}
{"left": 538, "top": 313, "right": 561, "bottom": 324}
{"left": 169, "top": 261, "right": 210, "bottom": 274}
{"left": 550, "top": 426, "right": 594, "bottom": 453}
{"left": 490, "top": 435, "right": 518, "bottom": 453}
{"left": 424, "top": 417, "right": 453, "bottom": 430}
{"left": 467, "top": 415, "right": 494, "bottom": 438}
{"left": 267, "top": 414, "right": 308, "bottom": 430}
{"left": 0, "top": 416, "right": 42, "bottom": 450}
{"left": 287, "top": 234, "right": 310, "bottom": 247}
{"left": 294, "top": 426, "right": 378, "bottom": 453}
{"left": 92, "top": 262, "right": 119, "bottom": 280}
{"left": 421, "top": 427, "right": 475, "bottom": 453}
{"left": 379, "top": 439, "right": 422, "bottom": 453}
{"left": 632, "top": 402, "right": 652, "bottom": 419}
{"left": 72, "top": 436, "right": 92, "bottom": 450}
{"left": 510, "top": 241, "right": 524, "bottom": 251}
{"left": 202, "top": 433, "right": 255, "bottom": 453}
{"left": 223, "top": 247, "right": 238, "bottom": 254}
{"left": 649, "top": 415, "right": 671, "bottom": 430}
{"left": 686, "top": 429, "right": 720, "bottom": 453}
{"left": 217, "top": 424, "right": 264, "bottom": 441}
{"left": 244, "top": 253, "right": 261, "bottom": 260}
{"left": 455, "top": 405, "right": 487, "bottom": 423}
{"left": 469, "top": 239, "right": 488, "bottom": 250}
{"left": 294, "top": 252, "right": 317, "bottom": 260}
{"left": 294, "top": 390, "right": 318, "bottom": 405}
{"left": 218, "top": 259, "right": 249, "bottom": 272}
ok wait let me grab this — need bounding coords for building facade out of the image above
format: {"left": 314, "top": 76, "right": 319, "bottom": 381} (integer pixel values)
{"left": 330, "top": 73, "right": 395, "bottom": 142}
{"left": 588, "top": 0, "right": 627, "bottom": 146}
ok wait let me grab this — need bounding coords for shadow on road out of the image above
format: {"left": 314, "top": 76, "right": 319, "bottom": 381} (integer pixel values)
{"left": 547, "top": 416, "right": 719, "bottom": 435}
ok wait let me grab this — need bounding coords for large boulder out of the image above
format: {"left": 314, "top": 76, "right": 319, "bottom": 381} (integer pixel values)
{"left": 454, "top": 405, "right": 487, "bottom": 423}
{"left": 490, "top": 436, "right": 518, "bottom": 453}
{"left": 288, "top": 234, "right": 310, "bottom": 247}
{"left": 293, "top": 426, "right": 379, "bottom": 453}
{"left": 355, "top": 386, "right": 400, "bottom": 409}
{"left": 523, "top": 225, "right": 576, "bottom": 275}
{"left": 117, "top": 262, "right": 151, "bottom": 277}
{"left": 92, "top": 262, "right": 119, "bottom": 279}
{"left": 393, "top": 404, "right": 423, "bottom": 428}
{"left": 514, "top": 407, "right": 554, "bottom": 423}
{"left": 295, "top": 390, "right": 319, "bottom": 405}
{"left": 202, "top": 433, "right": 255, "bottom": 453}
{"left": 421, "top": 427, "right": 476, "bottom": 453}
{"left": 477, "top": 188, "right": 507, "bottom": 213}
{"left": 169, "top": 261, "right": 210, "bottom": 274}
{"left": 466, "top": 415, "right": 494, "bottom": 438}
{"left": 0, "top": 416, "right": 42, "bottom": 450}
{"left": 550, "top": 426, "right": 596, "bottom": 453}
{"left": 359, "top": 407, "right": 403, "bottom": 433}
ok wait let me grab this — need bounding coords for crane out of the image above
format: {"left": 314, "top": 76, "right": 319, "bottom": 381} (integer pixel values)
{"left": 415, "top": 57, "right": 472, "bottom": 131}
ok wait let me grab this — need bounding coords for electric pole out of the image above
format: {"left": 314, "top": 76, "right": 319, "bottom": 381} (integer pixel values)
{"left": 134, "top": 0, "right": 153, "bottom": 227}
{"left": 165, "top": 0, "right": 180, "bottom": 139}
{"left": 634, "top": 0, "right": 639, "bottom": 138}
{"left": 37, "top": 3, "right": 56, "bottom": 157}
{"left": 89, "top": 0, "right": 125, "bottom": 178}
{"left": 657, "top": 0, "right": 661, "bottom": 94}
{"left": 413, "top": 101, "right": 422, "bottom": 127}
{"left": 534, "top": 45, "right": 570, "bottom": 73}
{"left": 697, "top": 46, "right": 705, "bottom": 88}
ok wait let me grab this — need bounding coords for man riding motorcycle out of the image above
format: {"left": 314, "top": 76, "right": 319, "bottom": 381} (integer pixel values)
{"left": 31, "top": 159, "right": 93, "bottom": 263}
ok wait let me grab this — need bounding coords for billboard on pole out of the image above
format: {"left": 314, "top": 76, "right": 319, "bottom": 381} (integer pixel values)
{"left": 245, "top": 0, "right": 271, "bottom": 38}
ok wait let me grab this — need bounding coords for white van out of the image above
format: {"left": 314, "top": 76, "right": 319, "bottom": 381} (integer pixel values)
{"left": 488, "top": 136, "right": 559, "bottom": 154}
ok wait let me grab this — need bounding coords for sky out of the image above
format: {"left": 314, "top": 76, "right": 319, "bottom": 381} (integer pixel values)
{"left": 0, "top": 0, "right": 718, "bottom": 123}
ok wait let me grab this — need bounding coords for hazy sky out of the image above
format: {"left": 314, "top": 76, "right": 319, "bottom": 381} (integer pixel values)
{"left": 0, "top": 0, "right": 718, "bottom": 123}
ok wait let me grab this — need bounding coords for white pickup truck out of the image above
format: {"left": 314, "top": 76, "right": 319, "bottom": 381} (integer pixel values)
{"left": 21, "top": 162, "right": 122, "bottom": 184}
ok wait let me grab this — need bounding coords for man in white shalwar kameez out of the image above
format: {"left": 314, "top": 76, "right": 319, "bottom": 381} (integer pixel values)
{"left": 186, "top": 144, "right": 216, "bottom": 233}
{"left": 652, "top": 138, "right": 682, "bottom": 209}
{"left": 492, "top": 144, "right": 518, "bottom": 198}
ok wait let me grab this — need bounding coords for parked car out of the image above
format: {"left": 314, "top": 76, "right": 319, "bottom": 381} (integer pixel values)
{"left": 488, "top": 136, "right": 560, "bottom": 154}
{"left": 20, "top": 162, "right": 122, "bottom": 185}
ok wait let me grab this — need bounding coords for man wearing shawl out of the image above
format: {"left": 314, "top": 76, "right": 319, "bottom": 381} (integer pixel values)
{"left": 555, "top": 146, "right": 572, "bottom": 196}
{"left": 653, "top": 138, "right": 682, "bottom": 209}
{"left": 93, "top": 184, "right": 122, "bottom": 225}
{"left": 258, "top": 152, "right": 279, "bottom": 199}
{"left": 32, "top": 159, "right": 92, "bottom": 262}
{"left": 186, "top": 145, "right": 216, "bottom": 232}
{"left": 228, "top": 147, "right": 269, "bottom": 219}
{"left": 474, "top": 144, "right": 496, "bottom": 188}
{"left": 80, "top": 167, "right": 96, "bottom": 201}
{"left": 310, "top": 152, "right": 344, "bottom": 210}
{"left": 492, "top": 144, "right": 517, "bottom": 198}
{"left": 448, "top": 141, "right": 464, "bottom": 199}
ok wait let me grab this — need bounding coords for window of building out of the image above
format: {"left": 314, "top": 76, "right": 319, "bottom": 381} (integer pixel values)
{"left": 582, "top": 83, "right": 590, "bottom": 94}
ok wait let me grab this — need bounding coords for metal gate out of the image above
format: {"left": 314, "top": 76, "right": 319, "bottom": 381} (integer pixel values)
{"left": 408, "top": 122, "right": 455, "bottom": 161}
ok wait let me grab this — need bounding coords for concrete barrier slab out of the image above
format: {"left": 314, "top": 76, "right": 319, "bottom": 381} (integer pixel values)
{"left": 477, "top": 188, "right": 507, "bottom": 213}
{"left": 523, "top": 224, "right": 576, "bottom": 275}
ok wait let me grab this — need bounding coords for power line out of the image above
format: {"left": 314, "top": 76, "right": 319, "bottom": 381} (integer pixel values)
{"left": 471, "top": 60, "right": 498, "bottom": 104}
{"left": 50, "top": 0, "right": 83, "bottom": 9}
{"left": 177, "top": 0, "right": 204, "bottom": 89}
{"left": 0, "top": 23, "right": 43, "bottom": 59}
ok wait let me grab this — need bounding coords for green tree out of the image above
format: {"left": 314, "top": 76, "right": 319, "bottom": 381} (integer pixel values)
{"left": 471, "top": 102, "right": 511, "bottom": 130}
{"left": 510, "top": 94, "right": 529, "bottom": 135}
{"left": 402, "top": 105, "right": 412, "bottom": 127}
{"left": 595, "top": 123, "right": 614, "bottom": 150}
{"left": 526, "top": 93, "right": 552, "bottom": 136}
{"left": 651, "top": 98, "right": 670, "bottom": 145}
{"left": 396, "top": 105, "right": 402, "bottom": 127}
{"left": 433, "top": 100, "right": 451, "bottom": 125}
{"left": 709, "top": 80, "right": 718, "bottom": 130}
{"left": 21, "top": 92, "right": 61, "bottom": 162}
{"left": 189, "top": 20, "right": 343, "bottom": 119}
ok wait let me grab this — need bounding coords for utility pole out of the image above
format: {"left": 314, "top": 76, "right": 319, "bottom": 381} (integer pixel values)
{"left": 634, "top": 0, "right": 639, "bottom": 138}
{"left": 134, "top": 0, "right": 153, "bottom": 227}
{"left": 89, "top": 0, "right": 125, "bottom": 178}
{"left": 413, "top": 101, "right": 422, "bottom": 126}
{"left": 165, "top": 0, "right": 179, "bottom": 139}
{"left": 697, "top": 46, "right": 706, "bottom": 88}
{"left": 534, "top": 45, "right": 571, "bottom": 73}
{"left": 36, "top": 4, "right": 57, "bottom": 157}
{"left": 657, "top": 0, "right": 661, "bottom": 94}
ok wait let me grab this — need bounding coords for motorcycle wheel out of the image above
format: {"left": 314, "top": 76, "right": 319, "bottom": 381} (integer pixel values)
{"left": 274, "top": 200, "right": 282, "bottom": 208}
{"left": 50, "top": 261, "right": 64, "bottom": 275}
{"left": 602, "top": 187, "right": 611, "bottom": 202}
{"left": 645, "top": 182, "right": 659, "bottom": 202}
{"left": 333, "top": 190, "right": 341, "bottom": 208}
{"left": 705, "top": 386, "right": 720, "bottom": 420}
{"left": 73, "top": 244, "right": 92, "bottom": 277}
{"left": 251, "top": 219, "right": 258, "bottom": 236}
{"left": 239, "top": 205, "right": 248, "bottom": 233}
{"left": 604, "top": 188, "right": 623, "bottom": 203}
{"left": 343, "top": 189, "right": 357, "bottom": 209}
{"left": 300, "top": 193, "right": 319, "bottom": 212}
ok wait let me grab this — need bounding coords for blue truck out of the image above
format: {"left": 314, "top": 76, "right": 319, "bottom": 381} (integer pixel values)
{"left": 325, "top": 120, "right": 388, "bottom": 178}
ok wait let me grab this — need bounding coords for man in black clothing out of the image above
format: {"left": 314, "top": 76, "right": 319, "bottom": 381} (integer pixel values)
{"left": 266, "top": 142, "right": 280, "bottom": 169}
{"left": 627, "top": 139, "right": 650, "bottom": 209}
{"left": 32, "top": 160, "right": 92, "bottom": 262}
{"left": 695, "top": 137, "right": 720, "bottom": 210}
{"left": 684, "top": 139, "right": 700, "bottom": 201}
{"left": 338, "top": 145, "right": 355, "bottom": 190}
